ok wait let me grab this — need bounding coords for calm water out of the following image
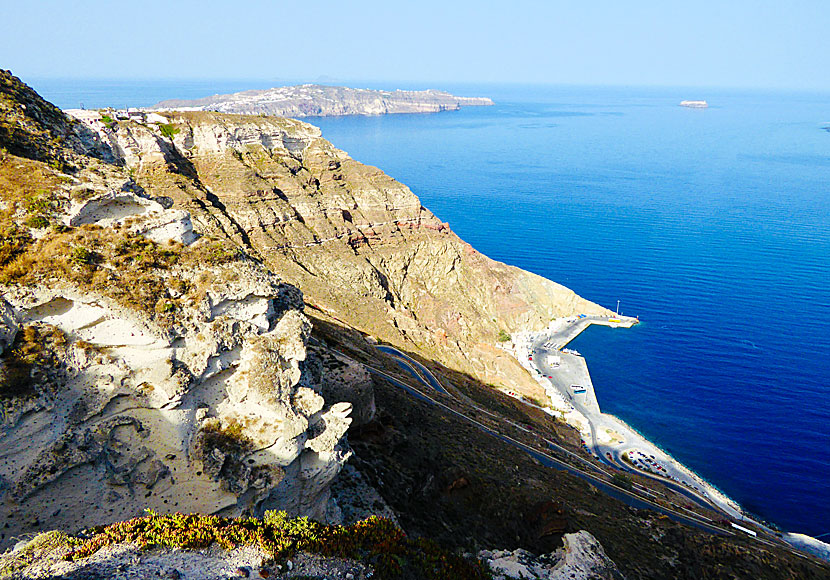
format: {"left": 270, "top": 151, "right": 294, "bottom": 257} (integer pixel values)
{"left": 34, "top": 80, "right": 830, "bottom": 537}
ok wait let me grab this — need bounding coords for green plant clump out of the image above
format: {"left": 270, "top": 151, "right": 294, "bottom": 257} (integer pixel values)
{"left": 158, "top": 123, "right": 180, "bottom": 140}
{"left": 23, "top": 214, "right": 49, "bottom": 229}
{"left": 0, "top": 531, "right": 71, "bottom": 577}
{"left": 497, "top": 330, "right": 511, "bottom": 343}
{"left": 63, "top": 511, "right": 490, "bottom": 580}
{"left": 70, "top": 246, "right": 99, "bottom": 265}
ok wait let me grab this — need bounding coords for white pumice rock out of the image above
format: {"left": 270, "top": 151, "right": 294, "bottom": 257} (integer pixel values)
{"left": 480, "top": 531, "right": 623, "bottom": 580}
{"left": 64, "top": 190, "right": 197, "bottom": 245}
{"left": 0, "top": 262, "right": 358, "bottom": 549}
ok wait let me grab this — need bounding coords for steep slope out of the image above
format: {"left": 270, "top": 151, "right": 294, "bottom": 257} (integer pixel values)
{"left": 0, "top": 71, "right": 366, "bottom": 549}
{"left": 5, "top": 72, "right": 827, "bottom": 579}
{"left": 68, "top": 107, "right": 609, "bottom": 402}
{"left": 152, "top": 84, "right": 493, "bottom": 117}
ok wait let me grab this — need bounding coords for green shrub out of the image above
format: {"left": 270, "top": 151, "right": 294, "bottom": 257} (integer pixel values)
{"left": 158, "top": 123, "right": 180, "bottom": 140}
{"left": 24, "top": 215, "right": 49, "bottom": 229}
{"left": 497, "top": 330, "right": 511, "bottom": 342}
{"left": 64, "top": 512, "right": 491, "bottom": 580}
{"left": 70, "top": 246, "right": 99, "bottom": 265}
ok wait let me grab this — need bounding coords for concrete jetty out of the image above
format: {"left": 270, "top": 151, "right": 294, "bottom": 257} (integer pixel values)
{"left": 509, "top": 314, "right": 745, "bottom": 522}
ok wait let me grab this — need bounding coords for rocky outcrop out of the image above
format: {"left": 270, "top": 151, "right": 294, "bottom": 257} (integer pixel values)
{"left": 0, "top": 71, "right": 372, "bottom": 548}
{"left": 151, "top": 84, "right": 493, "bottom": 117}
{"left": 0, "top": 263, "right": 356, "bottom": 547}
{"left": 65, "top": 190, "right": 197, "bottom": 244}
{"left": 480, "top": 531, "right": 624, "bottom": 580}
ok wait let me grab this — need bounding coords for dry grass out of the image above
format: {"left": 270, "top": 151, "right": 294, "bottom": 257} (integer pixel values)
{"left": 0, "top": 324, "right": 67, "bottom": 400}
{"left": 0, "top": 152, "right": 247, "bottom": 321}
{"left": 0, "top": 531, "right": 72, "bottom": 578}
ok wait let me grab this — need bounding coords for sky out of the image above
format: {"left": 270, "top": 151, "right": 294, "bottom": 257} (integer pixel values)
{"left": 2, "top": 0, "right": 829, "bottom": 90}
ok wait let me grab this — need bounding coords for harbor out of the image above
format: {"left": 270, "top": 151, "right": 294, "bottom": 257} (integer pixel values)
{"left": 506, "top": 314, "right": 746, "bottom": 522}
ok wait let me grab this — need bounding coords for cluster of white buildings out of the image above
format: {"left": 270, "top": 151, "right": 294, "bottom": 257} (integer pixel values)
{"left": 110, "top": 109, "right": 169, "bottom": 124}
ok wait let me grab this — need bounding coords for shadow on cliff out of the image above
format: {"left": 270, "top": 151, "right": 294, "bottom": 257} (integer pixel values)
{"left": 308, "top": 312, "right": 830, "bottom": 579}
{"left": 306, "top": 312, "right": 636, "bottom": 563}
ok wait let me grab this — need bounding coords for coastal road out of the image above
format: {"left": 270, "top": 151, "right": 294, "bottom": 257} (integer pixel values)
{"left": 352, "top": 346, "right": 734, "bottom": 536}
{"left": 374, "top": 345, "right": 450, "bottom": 395}
{"left": 528, "top": 317, "right": 746, "bottom": 522}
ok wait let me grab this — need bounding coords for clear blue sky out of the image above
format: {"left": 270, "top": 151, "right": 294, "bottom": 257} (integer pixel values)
{"left": 2, "top": 0, "right": 828, "bottom": 90}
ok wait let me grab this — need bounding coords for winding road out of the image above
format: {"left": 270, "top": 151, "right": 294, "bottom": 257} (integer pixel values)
{"left": 363, "top": 342, "right": 736, "bottom": 536}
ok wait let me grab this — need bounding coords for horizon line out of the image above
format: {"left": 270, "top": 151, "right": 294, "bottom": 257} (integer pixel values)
{"left": 15, "top": 73, "right": 830, "bottom": 95}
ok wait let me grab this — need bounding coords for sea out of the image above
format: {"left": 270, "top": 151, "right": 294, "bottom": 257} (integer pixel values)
{"left": 30, "top": 78, "right": 830, "bottom": 538}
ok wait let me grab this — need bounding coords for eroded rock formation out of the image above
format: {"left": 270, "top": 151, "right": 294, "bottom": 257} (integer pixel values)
{"left": 0, "top": 70, "right": 370, "bottom": 548}
{"left": 480, "top": 531, "right": 624, "bottom": 579}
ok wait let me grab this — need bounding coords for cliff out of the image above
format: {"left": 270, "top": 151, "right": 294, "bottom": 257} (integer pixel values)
{"left": 3, "top": 71, "right": 829, "bottom": 579}
{"left": 151, "top": 84, "right": 494, "bottom": 117}
{"left": 0, "top": 71, "right": 369, "bottom": 549}
{"left": 65, "top": 106, "right": 608, "bottom": 404}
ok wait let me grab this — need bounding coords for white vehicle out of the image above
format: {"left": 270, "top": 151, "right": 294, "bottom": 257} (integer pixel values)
{"left": 730, "top": 523, "right": 758, "bottom": 537}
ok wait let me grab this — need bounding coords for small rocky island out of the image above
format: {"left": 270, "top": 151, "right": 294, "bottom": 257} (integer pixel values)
{"left": 679, "top": 100, "right": 708, "bottom": 108}
{"left": 152, "top": 84, "right": 493, "bottom": 117}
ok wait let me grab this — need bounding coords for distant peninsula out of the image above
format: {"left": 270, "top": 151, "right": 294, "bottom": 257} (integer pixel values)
{"left": 151, "top": 84, "right": 494, "bottom": 117}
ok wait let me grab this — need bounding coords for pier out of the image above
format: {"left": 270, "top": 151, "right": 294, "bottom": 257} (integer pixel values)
{"left": 519, "top": 314, "right": 746, "bottom": 523}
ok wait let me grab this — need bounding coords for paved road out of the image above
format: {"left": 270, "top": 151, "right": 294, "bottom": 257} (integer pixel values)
{"left": 375, "top": 344, "right": 451, "bottom": 395}
{"left": 322, "top": 336, "right": 807, "bottom": 556}
{"left": 359, "top": 347, "right": 733, "bottom": 536}
{"left": 528, "top": 317, "right": 751, "bottom": 523}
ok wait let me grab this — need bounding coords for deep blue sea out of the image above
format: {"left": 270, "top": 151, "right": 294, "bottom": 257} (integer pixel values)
{"left": 31, "top": 79, "right": 830, "bottom": 538}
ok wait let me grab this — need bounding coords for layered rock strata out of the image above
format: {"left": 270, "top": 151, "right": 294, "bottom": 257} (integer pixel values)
{"left": 67, "top": 108, "right": 609, "bottom": 398}
{"left": 0, "top": 70, "right": 366, "bottom": 549}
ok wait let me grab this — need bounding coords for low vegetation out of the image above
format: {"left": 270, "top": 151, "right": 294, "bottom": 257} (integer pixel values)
{"left": 158, "top": 123, "right": 180, "bottom": 140}
{"left": 0, "top": 324, "right": 67, "bottom": 400}
{"left": 99, "top": 114, "right": 116, "bottom": 129}
{"left": 198, "top": 420, "right": 255, "bottom": 457}
{"left": 0, "top": 152, "right": 245, "bottom": 321}
{"left": 0, "top": 531, "right": 71, "bottom": 578}
{"left": 57, "top": 511, "right": 490, "bottom": 580}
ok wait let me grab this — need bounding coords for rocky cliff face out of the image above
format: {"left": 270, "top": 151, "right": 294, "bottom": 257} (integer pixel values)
{"left": 3, "top": 72, "right": 829, "bottom": 580}
{"left": 152, "top": 84, "right": 494, "bottom": 117}
{"left": 67, "top": 107, "right": 608, "bottom": 399}
{"left": 480, "top": 531, "right": 624, "bottom": 580}
{"left": 0, "top": 71, "right": 373, "bottom": 549}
